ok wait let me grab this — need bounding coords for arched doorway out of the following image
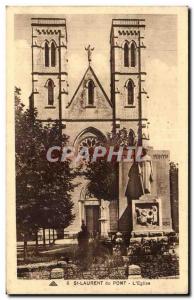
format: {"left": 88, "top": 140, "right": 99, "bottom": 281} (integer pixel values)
{"left": 79, "top": 184, "right": 111, "bottom": 237}
{"left": 76, "top": 127, "right": 110, "bottom": 237}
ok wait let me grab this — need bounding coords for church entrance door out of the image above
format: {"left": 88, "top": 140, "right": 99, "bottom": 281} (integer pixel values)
{"left": 85, "top": 205, "right": 100, "bottom": 236}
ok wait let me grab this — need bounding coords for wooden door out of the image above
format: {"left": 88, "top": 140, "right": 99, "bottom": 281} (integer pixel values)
{"left": 85, "top": 206, "right": 100, "bottom": 235}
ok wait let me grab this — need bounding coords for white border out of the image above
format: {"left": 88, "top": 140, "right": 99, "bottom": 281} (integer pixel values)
{"left": 1, "top": 1, "right": 192, "bottom": 299}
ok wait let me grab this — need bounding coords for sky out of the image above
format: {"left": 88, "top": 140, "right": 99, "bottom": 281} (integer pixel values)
{"left": 14, "top": 13, "right": 179, "bottom": 162}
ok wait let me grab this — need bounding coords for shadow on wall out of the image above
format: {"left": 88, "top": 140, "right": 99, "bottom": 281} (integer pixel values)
{"left": 119, "top": 163, "right": 143, "bottom": 233}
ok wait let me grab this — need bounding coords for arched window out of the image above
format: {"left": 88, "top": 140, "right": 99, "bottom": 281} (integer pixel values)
{"left": 45, "top": 42, "right": 49, "bottom": 67}
{"left": 51, "top": 42, "right": 56, "bottom": 67}
{"left": 88, "top": 80, "right": 94, "bottom": 106}
{"left": 124, "top": 42, "right": 129, "bottom": 67}
{"left": 127, "top": 80, "right": 134, "bottom": 105}
{"left": 48, "top": 80, "right": 54, "bottom": 105}
{"left": 131, "top": 42, "right": 136, "bottom": 67}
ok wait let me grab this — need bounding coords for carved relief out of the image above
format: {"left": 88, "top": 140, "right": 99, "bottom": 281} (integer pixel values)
{"left": 132, "top": 198, "right": 162, "bottom": 231}
{"left": 135, "top": 205, "right": 158, "bottom": 226}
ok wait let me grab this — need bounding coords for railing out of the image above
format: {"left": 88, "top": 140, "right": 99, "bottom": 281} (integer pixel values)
{"left": 31, "top": 18, "right": 66, "bottom": 25}
{"left": 112, "top": 19, "right": 145, "bottom": 26}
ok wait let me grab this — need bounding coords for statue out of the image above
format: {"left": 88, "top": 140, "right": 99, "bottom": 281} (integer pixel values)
{"left": 128, "top": 129, "right": 136, "bottom": 146}
{"left": 85, "top": 45, "right": 94, "bottom": 64}
{"left": 138, "top": 148, "right": 153, "bottom": 194}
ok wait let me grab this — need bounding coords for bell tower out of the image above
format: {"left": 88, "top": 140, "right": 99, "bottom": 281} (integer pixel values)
{"left": 110, "top": 19, "right": 149, "bottom": 146}
{"left": 30, "top": 18, "right": 68, "bottom": 123}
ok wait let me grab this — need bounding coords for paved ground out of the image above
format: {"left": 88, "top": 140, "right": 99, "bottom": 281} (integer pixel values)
{"left": 17, "top": 238, "right": 78, "bottom": 247}
{"left": 17, "top": 242, "right": 78, "bottom": 265}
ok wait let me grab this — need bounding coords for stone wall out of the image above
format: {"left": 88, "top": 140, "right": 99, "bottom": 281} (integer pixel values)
{"left": 150, "top": 150, "right": 172, "bottom": 231}
{"left": 17, "top": 255, "right": 179, "bottom": 280}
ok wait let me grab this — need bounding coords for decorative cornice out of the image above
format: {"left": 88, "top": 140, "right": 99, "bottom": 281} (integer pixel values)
{"left": 118, "top": 30, "right": 139, "bottom": 36}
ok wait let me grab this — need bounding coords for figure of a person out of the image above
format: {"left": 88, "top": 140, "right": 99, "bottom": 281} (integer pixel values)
{"left": 147, "top": 210, "right": 154, "bottom": 225}
{"left": 152, "top": 205, "right": 158, "bottom": 224}
{"left": 77, "top": 221, "right": 89, "bottom": 253}
{"left": 82, "top": 225, "right": 89, "bottom": 251}
{"left": 77, "top": 222, "right": 90, "bottom": 270}
{"left": 81, "top": 219, "right": 87, "bottom": 232}
{"left": 139, "top": 148, "right": 153, "bottom": 194}
{"left": 136, "top": 207, "right": 147, "bottom": 225}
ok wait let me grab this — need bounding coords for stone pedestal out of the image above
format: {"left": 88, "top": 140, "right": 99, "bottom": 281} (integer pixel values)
{"left": 131, "top": 195, "right": 163, "bottom": 239}
{"left": 128, "top": 264, "right": 142, "bottom": 279}
{"left": 131, "top": 194, "right": 173, "bottom": 240}
{"left": 99, "top": 219, "right": 108, "bottom": 237}
{"left": 57, "top": 261, "right": 68, "bottom": 268}
{"left": 99, "top": 200, "right": 110, "bottom": 237}
{"left": 50, "top": 268, "right": 64, "bottom": 279}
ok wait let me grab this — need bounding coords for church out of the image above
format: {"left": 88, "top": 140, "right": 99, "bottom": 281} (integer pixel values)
{"left": 30, "top": 18, "right": 176, "bottom": 239}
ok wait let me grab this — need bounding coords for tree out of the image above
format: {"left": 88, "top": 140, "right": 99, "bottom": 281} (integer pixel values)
{"left": 84, "top": 128, "right": 136, "bottom": 201}
{"left": 15, "top": 88, "right": 75, "bottom": 259}
{"left": 85, "top": 159, "right": 118, "bottom": 201}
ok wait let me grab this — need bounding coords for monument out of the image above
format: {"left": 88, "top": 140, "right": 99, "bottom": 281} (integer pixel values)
{"left": 119, "top": 148, "right": 173, "bottom": 240}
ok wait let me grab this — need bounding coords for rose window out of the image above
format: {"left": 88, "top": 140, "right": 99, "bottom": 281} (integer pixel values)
{"left": 79, "top": 136, "right": 103, "bottom": 158}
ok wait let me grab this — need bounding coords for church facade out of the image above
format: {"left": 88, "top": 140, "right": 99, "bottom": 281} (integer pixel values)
{"left": 30, "top": 18, "right": 175, "bottom": 238}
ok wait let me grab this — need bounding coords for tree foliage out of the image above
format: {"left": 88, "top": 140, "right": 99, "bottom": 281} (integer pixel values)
{"left": 84, "top": 127, "right": 135, "bottom": 201}
{"left": 15, "top": 87, "right": 76, "bottom": 241}
{"left": 85, "top": 160, "right": 118, "bottom": 201}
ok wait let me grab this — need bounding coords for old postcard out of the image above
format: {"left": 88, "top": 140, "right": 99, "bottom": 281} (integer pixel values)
{"left": 6, "top": 6, "right": 188, "bottom": 294}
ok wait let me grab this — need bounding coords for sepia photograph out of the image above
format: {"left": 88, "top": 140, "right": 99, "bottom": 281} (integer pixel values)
{"left": 6, "top": 6, "right": 188, "bottom": 294}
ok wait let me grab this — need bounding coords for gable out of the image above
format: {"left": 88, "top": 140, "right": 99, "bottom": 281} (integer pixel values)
{"left": 67, "top": 66, "right": 112, "bottom": 120}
